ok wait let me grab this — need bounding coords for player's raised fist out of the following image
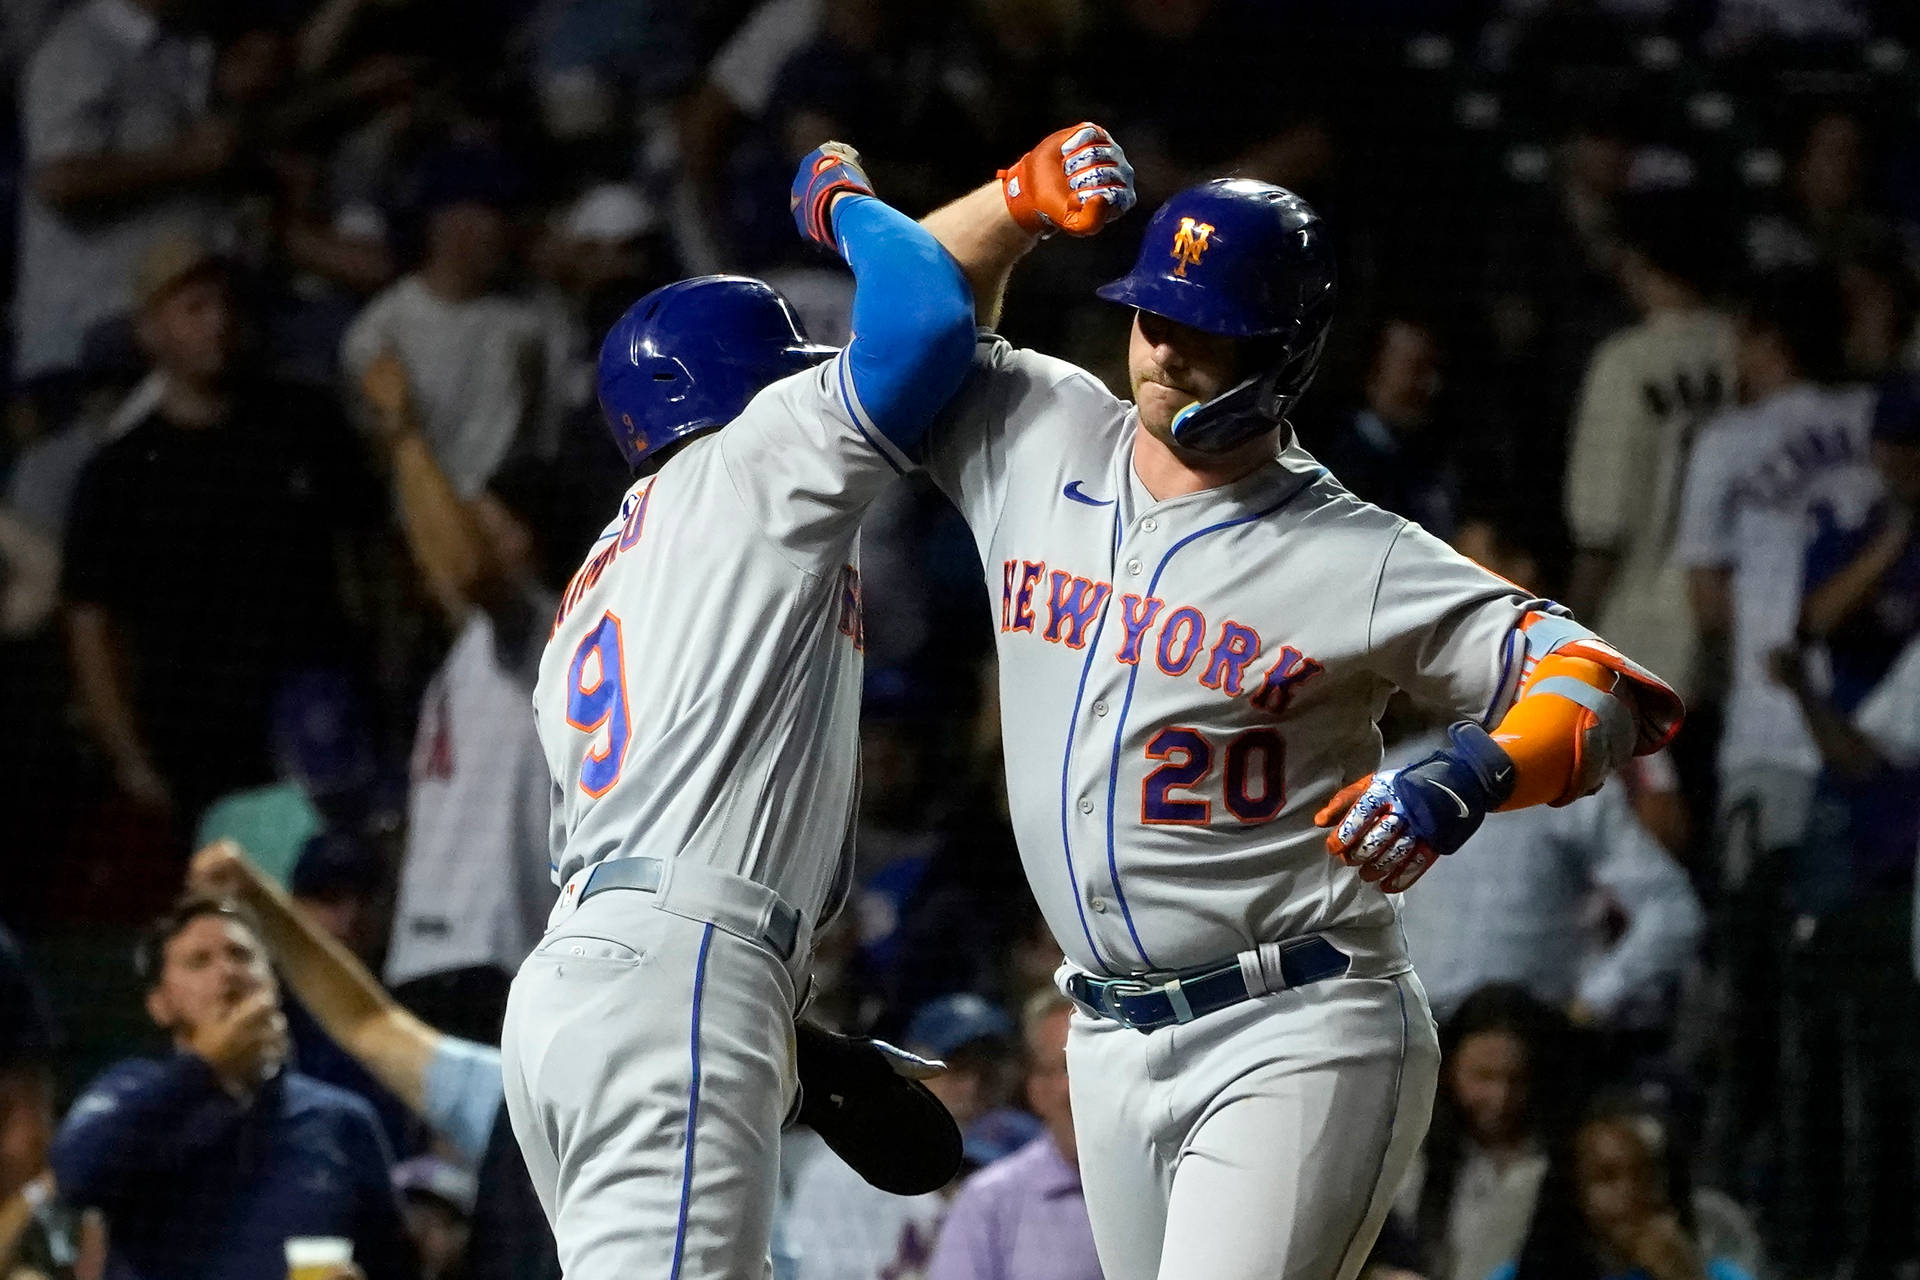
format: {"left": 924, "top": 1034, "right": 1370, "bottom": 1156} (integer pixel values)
{"left": 999, "top": 122, "right": 1136, "bottom": 238}
{"left": 791, "top": 142, "right": 875, "bottom": 252}
{"left": 1315, "top": 722, "right": 1516, "bottom": 893}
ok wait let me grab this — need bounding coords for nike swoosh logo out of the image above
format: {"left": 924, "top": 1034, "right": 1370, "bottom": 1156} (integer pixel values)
{"left": 1430, "top": 781, "right": 1471, "bottom": 818}
{"left": 1063, "top": 481, "right": 1114, "bottom": 507}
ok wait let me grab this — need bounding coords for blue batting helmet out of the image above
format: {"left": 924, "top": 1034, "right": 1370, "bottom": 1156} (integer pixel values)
{"left": 598, "top": 275, "right": 836, "bottom": 468}
{"left": 1096, "top": 179, "right": 1337, "bottom": 454}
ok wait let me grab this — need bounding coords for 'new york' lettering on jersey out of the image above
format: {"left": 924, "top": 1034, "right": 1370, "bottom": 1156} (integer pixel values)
{"left": 925, "top": 336, "right": 1552, "bottom": 977}
{"left": 531, "top": 353, "right": 891, "bottom": 929}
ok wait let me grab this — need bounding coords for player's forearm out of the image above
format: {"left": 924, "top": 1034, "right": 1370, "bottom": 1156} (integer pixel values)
{"left": 920, "top": 181, "right": 1036, "bottom": 330}
{"left": 387, "top": 434, "right": 510, "bottom": 611}
{"left": 64, "top": 604, "right": 153, "bottom": 772}
{"left": 33, "top": 142, "right": 217, "bottom": 211}
{"left": 223, "top": 856, "right": 440, "bottom": 1111}
{"left": 1490, "top": 637, "right": 1679, "bottom": 811}
{"left": 1783, "top": 680, "right": 1886, "bottom": 780}
{"left": 829, "top": 192, "right": 977, "bottom": 450}
{"left": 1801, "top": 532, "right": 1906, "bottom": 638}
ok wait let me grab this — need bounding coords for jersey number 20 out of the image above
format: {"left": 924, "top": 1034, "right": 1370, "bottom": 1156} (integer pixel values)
{"left": 566, "top": 612, "right": 631, "bottom": 797}
{"left": 1142, "top": 726, "right": 1285, "bottom": 825}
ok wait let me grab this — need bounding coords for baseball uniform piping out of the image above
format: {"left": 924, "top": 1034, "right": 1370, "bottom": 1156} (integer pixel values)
{"left": 835, "top": 353, "right": 909, "bottom": 476}
{"left": 669, "top": 923, "right": 716, "bottom": 1280}
{"left": 1482, "top": 625, "right": 1521, "bottom": 727}
{"left": 1102, "top": 473, "right": 1320, "bottom": 971}
{"left": 1057, "top": 505, "right": 1126, "bottom": 976}
{"left": 1336, "top": 978, "right": 1411, "bottom": 1274}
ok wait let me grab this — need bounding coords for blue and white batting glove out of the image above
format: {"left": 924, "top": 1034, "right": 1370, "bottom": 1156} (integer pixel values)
{"left": 1315, "top": 722, "right": 1516, "bottom": 893}
{"left": 792, "top": 142, "right": 875, "bottom": 253}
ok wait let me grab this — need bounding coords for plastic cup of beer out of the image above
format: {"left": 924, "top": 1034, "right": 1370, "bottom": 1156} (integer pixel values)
{"left": 285, "top": 1236, "right": 353, "bottom": 1280}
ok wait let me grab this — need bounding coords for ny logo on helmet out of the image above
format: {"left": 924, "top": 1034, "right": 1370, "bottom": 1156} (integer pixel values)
{"left": 1170, "top": 218, "right": 1215, "bottom": 277}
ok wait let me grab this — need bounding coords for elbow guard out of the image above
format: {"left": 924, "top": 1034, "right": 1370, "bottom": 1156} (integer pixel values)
{"left": 1490, "top": 613, "right": 1685, "bottom": 809}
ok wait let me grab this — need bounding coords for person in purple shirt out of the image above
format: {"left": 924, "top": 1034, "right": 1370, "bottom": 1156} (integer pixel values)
{"left": 928, "top": 991, "right": 1103, "bottom": 1280}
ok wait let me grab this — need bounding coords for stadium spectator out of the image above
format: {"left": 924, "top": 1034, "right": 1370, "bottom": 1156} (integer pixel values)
{"left": 1744, "top": 108, "right": 1893, "bottom": 277}
{"left": 522, "top": 0, "right": 696, "bottom": 143}
{"left": 674, "top": 0, "right": 824, "bottom": 271}
{"left": 357, "top": 352, "right": 569, "bottom": 1046}
{"left": 1795, "top": 374, "right": 1920, "bottom": 711}
{"left": 62, "top": 234, "right": 380, "bottom": 826}
{"left": 195, "top": 670, "right": 391, "bottom": 889}
{"left": 927, "top": 990, "right": 1101, "bottom": 1280}
{"left": 13, "top": 0, "right": 237, "bottom": 382}
{"left": 1708, "top": 0, "right": 1873, "bottom": 55}
{"left": 1398, "top": 761, "right": 1701, "bottom": 1028}
{"left": 392, "top": 1156, "right": 475, "bottom": 1280}
{"left": 1676, "top": 268, "right": 1880, "bottom": 1197}
{"left": 1494, "top": 1094, "right": 1756, "bottom": 1280}
{"left": 1077, "top": 0, "right": 1331, "bottom": 207}
{"left": 1564, "top": 192, "right": 1737, "bottom": 699}
{"left": 1480, "top": 103, "right": 1639, "bottom": 480}
{"left": 0, "top": 922, "right": 95, "bottom": 1279}
{"left": 1768, "top": 396, "right": 1920, "bottom": 1279}
{"left": 51, "top": 896, "right": 413, "bottom": 1279}
{"left": 783, "top": 994, "right": 1020, "bottom": 1280}
{"left": 184, "top": 840, "right": 559, "bottom": 1280}
{"left": 1383, "top": 986, "right": 1574, "bottom": 1280}
{"left": 341, "top": 142, "right": 563, "bottom": 498}
{"left": 1313, "top": 316, "right": 1456, "bottom": 538}
{"left": 272, "top": 831, "right": 420, "bottom": 1159}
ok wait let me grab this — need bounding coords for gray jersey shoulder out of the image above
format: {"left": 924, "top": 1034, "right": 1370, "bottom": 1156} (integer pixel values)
{"left": 534, "top": 352, "right": 889, "bottom": 921}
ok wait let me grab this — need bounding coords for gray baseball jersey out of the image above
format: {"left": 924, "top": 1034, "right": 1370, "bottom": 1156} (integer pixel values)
{"left": 533, "top": 349, "right": 905, "bottom": 929}
{"left": 924, "top": 336, "right": 1551, "bottom": 978}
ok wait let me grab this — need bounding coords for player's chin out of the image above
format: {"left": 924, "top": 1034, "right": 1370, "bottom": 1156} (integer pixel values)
{"left": 1136, "top": 401, "right": 1182, "bottom": 446}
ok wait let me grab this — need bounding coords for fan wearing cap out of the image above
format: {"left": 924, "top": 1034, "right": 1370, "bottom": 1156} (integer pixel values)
{"left": 62, "top": 233, "right": 381, "bottom": 826}
{"left": 886, "top": 127, "right": 1684, "bottom": 1279}
{"left": 49, "top": 894, "right": 412, "bottom": 1280}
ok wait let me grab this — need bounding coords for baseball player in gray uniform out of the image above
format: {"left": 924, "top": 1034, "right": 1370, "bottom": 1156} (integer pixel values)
{"left": 497, "top": 144, "right": 1119, "bottom": 1279}
{"left": 907, "top": 126, "right": 1686, "bottom": 1280}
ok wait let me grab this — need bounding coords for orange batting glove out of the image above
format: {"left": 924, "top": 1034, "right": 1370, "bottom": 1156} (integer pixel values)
{"left": 999, "top": 122, "right": 1136, "bottom": 238}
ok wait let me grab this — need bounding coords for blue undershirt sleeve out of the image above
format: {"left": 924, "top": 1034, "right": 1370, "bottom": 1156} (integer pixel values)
{"left": 830, "top": 194, "right": 975, "bottom": 461}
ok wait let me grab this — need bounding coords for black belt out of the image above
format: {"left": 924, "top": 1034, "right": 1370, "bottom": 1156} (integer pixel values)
{"left": 1066, "top": 936, "right": 1351, "bottom": 1034}
{"left": 578, "top": 856, "right": 803, "bottom": 962}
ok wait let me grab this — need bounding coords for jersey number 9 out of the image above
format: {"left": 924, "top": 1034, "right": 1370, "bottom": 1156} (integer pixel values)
{"left": 566, "top": 612, "right": 632, "bottom": 797}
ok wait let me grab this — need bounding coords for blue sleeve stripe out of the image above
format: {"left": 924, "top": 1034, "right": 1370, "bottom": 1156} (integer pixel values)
{"left": 836, "top": 352, "right": 908, "bottom": 476}
{"left": 1482, "top": 627, "right": 1522, "bottom": 727}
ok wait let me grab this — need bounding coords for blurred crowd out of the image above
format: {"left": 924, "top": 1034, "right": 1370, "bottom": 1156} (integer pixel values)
{"left": 6, "top": 0, "right": 1920, "bottom": 1278}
